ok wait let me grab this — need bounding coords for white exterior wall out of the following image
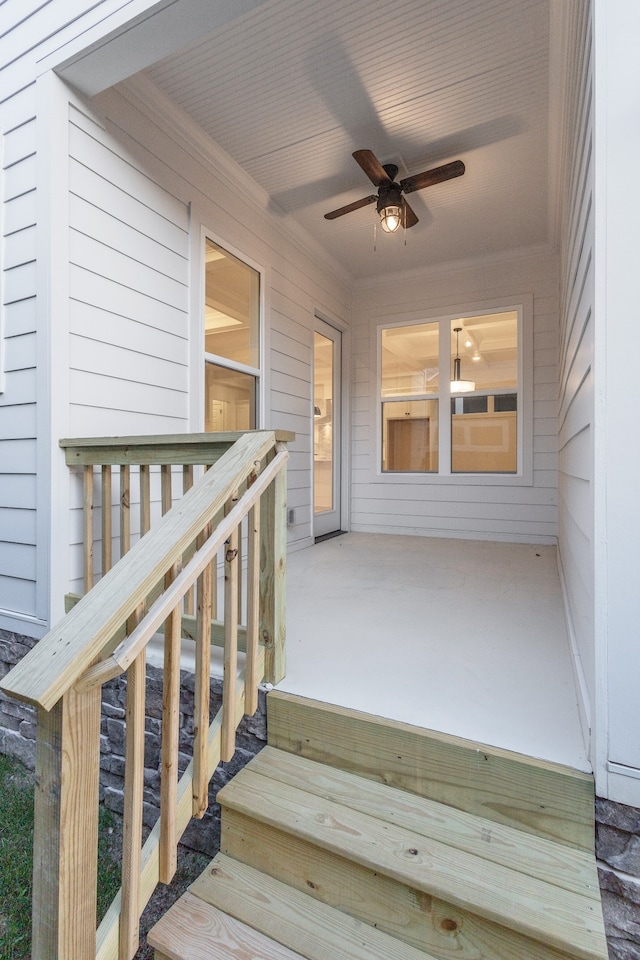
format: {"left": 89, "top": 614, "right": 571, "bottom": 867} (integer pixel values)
{"left": 593, "top": 0, "right": 640, "bottom": 806}
{"left": 68, "top": 100, "right": 191, "bottom": 436}
{"left": 0, "top": 0, "right": 175, "bottom": 633}
{"left": 555, "top": 2, "right": 596, "bottom": 776}
{"left": 0, "top": 79, "right": 38, "bottom": 628}
{"left": 350, "top": 252, "right": 559, "bottom": 542}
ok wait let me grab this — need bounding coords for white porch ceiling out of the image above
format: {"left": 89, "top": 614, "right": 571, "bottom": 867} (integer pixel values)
{"left": 144, "top": 0, "right": 553, "bottom": 280}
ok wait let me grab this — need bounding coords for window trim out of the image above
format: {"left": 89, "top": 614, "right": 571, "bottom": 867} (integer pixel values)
{"left": 191, "top": 223, "right": 266, "bottom": 431}
{"left": 372, "top": 296, "right": 533, "bottom": 486}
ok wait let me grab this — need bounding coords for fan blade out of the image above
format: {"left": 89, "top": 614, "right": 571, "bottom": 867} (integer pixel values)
{"left": 352, "top": 149, "right": 392, "bottom": 187}
{"left": 401, "top": 197, "right": 419, "bottom": 228}
{"left": 324, "top": 194, "right": 377, "bottom": 220}
{"left": 401, "top": 160, "right": 465, "bottom": 194}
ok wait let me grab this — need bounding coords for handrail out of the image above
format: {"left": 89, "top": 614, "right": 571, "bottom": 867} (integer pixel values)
{"left": 0, "top": 430, "right": 291, "bottom": 960}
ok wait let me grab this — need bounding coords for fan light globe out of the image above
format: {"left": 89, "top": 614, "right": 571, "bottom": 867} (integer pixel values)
{"left": 379, "top": 204, "right": 402, "bottom": 233}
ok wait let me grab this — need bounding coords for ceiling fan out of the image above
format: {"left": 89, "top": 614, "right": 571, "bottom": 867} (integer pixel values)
{"left": 324, "top": 149, "right": 465, "bottom": 233}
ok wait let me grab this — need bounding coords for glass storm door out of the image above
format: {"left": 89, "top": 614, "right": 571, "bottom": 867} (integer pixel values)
{"left": 313, "top": 321, "right": 342, "bottom": 538}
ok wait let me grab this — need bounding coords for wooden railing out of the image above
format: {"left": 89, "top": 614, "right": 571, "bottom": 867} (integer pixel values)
{"left": 0, "top": 430, "right": 291, "bottom": 960}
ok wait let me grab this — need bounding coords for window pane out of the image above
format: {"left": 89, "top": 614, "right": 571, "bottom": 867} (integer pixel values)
{"left": 381, "top": 322, "right": 439, "bottom": 397}
{"left": 205, "top": 362, "right": 255, "bottom": 431}
{"left": 450, "top": 312, "right": 517, "bottom": 391}
{"left": 452, "top": 394, "right": 518, "bottom": 473}
{"left": 205, "top": 238, "right": 259, "bottom": 368}
{"left": 382, "top": 400, "right": 439, "bottom": 472}
{"left": 450, "top": 312, "right": 518, "bottom": 473}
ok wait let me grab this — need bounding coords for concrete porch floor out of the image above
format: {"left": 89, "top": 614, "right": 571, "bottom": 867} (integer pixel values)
{"left": 277, "top": 533, "right": 590, "bottom": 773}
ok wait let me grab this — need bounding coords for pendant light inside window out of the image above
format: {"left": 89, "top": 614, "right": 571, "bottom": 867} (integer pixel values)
{"left": 451, "top": 326, "right": 476, "bottom": 394}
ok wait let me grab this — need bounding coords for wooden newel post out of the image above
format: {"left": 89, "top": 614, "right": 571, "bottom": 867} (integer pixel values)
{"left": 31, "top": 685, "right": 102, "bottom": 960}
{"left": 260, "top": 447, "right": 287, "bottom": 685}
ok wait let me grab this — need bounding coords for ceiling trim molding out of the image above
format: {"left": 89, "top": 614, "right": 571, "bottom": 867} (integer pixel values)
{"left": 111, "top": 72, "right": 352, "bottom": 287}
{"left": 350, "top": 242, "right": 558, "bottom": 293}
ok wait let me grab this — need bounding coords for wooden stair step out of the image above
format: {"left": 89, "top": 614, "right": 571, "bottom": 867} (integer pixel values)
{"left": 189, "top": 853, "right": 440, "bottom": 960}
{"left": 221, "top": 801, "right": 577, "bottom": 960}
{"left": 249, "top": 746, "right": 600, "bottom": 899}
{"left": 218, "top": 749, "right": 607, "bottom": 960}
{"left": 267, "top": 691, "right": 595, "bottom": 852}
{"left": 147, "top": 890, "right": 307, "bottom": 960}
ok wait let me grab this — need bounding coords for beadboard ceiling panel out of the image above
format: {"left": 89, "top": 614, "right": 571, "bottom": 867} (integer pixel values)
{"left": 145, "top": 0, "right": 553, "bottom": 279}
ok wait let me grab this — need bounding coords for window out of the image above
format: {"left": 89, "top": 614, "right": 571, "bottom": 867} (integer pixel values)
{"left": 380, "top": 309, "right": 520, "bottom": 476}
{"left": 203, "top": 238, "right": 260, "bottom": 431}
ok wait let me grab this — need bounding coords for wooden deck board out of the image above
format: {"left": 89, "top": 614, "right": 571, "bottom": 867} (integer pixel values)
{"left": 190, "top": 854, "right": 441, "bottom": 960}
{"left": 220, "top": 811, "right": 584, "bottom": 960}
{"left": 147, "top": 891, "right": 306, "bottom": 960}
{"left": 249, "top": 746, "right": 600, "bottom": 899}
{"left": 218, "top": 763, "right": 607, "bottom": 960}
{"left": 267, "top": 691, "right": 595, "bottom": 852}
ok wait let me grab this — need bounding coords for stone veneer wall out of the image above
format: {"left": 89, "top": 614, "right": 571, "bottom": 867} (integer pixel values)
{"left": 597, "top": 799, "right": 640, "bottom": 960}
{"left": 0, "top": 629, "right": 266, "bottom": 856}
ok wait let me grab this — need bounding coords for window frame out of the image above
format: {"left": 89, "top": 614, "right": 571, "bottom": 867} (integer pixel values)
{"left": 192, "top": 225, "right": 265, "bottom": 431}
{"left": 373, "top": 296, "right": 533, "bottom": 485}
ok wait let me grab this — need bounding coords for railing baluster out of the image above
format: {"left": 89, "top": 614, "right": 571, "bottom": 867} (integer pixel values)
{"left": 207, "top": 466, "right": 219, "bottom": 621}
{"left": 119, "top": 649, "right": 146, "bottom": 960}
{"left": 261, "top": 449, "right": 287, "bottom": 684}
{"left": 102, "top": 464, "right": 112, "bottom": 576}
{"left": 160, "top": 589, "right": 181, "bottom": 884}
{"left": 160, "top": 462, "right": 180, "bottom": 883}
{"left": 222, "top": 501, "right": 239, "bottom": 762}
{"left": 245, "top": 499, "right": 261, "bottom": 716}
{"left": 120, "top": 464, "right": 131, "bottom": 558}
{"left": 83, "top": 465, "right": 94, "bottom": 593}
{"left": 140, "top": 464, "right": 151, "bottom": 536}
{"left": 237, "top": 513, "right": 244, "bottom": 624}
{"left": 183, "top": 466, "right": 195, "bottom": 616}
{"left": 161, "top": 463, "right": 172, "bottom": 517}
{"left": 193, "top": 521, "right": 212, "bottom": 818}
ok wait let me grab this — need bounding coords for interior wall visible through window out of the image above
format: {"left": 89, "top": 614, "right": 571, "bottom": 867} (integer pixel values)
{"left": 204, "top": 238, "right": 260, "bottom": 431}
{"left": 380, "top": 310, "right": 520, "bottom": 475}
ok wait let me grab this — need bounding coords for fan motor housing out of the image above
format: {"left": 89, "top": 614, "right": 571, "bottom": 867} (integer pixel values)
{"left": 377, "top": 181, "right": 403, "bottom": 214}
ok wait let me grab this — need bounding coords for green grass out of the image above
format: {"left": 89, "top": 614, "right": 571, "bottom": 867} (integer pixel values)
{"left": 0, "top": 753, "right": 122, "bottom": 960}
{"left": 0, "top": 754, "right": 34, "bottom": 960}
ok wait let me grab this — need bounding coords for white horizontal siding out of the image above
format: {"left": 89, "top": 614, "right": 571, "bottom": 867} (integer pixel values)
{"left": 0, "top": 473, "right": 36, "bottom": 507}
{"left": 1, "top": 68, "right": 38, "bottom": 623}
{"left": 556, "top": 2, "right": 595, "bottom": 760}
{"left": 0, "top": 575, "right": 36, "bottom": 616}
{"left": 350, "top": 253, "right": 559, "bottom": 544}
{"left": 67, "top": 100, "right": 190, "bottom": 439}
